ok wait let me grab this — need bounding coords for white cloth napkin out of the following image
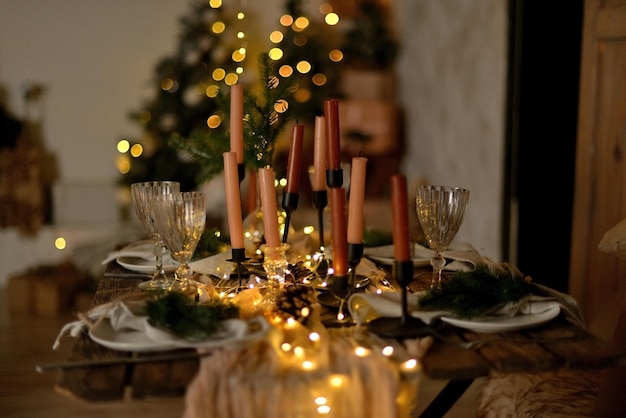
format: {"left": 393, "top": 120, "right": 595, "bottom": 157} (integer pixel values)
{"left": 53, "top": 295, "right": 267, "bottom": 350}
{"left": 101, "top": 245, "right": 176, "bottom": 266}
{"left": 364, "top": 241, "right": 485, "bottom": 272}
{"left": 189, "top": 250, "right": 234, "bottom": 278}
{"left": 348, "top": 283, "right": 584, "bottom": 328}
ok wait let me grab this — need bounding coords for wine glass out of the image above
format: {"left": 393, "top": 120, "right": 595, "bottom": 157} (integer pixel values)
{"left": 415, "top": 185, "right": 470, "bottom": 288}
{"left": 130, "top": 181, "right": 180, "bottom": 291}
{"left": 151, "top": 191, "right": 206, "bottom": 293}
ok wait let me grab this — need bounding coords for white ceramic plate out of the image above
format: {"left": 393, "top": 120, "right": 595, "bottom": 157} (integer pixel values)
{"left": 89, "top": 316, "right": 270, "bottom": 352}
{"left": 89, "top": 319, "right": 179, "bottom": 352}
{"left": 364, "top": 244, "right": 431, "bottom": 267}
{"left": 116, "top": 241, "right": 177, "bottom": 273}
{"left": 440, "top": 306, "right": 561, "bottom": 333}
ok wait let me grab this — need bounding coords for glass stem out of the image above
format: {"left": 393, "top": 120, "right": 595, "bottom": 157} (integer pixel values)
{"left": 153, "top": 235, "right": 167, "bottom": 280}
{"left": 431, "top": 252, "right": 446, "bottom": 288}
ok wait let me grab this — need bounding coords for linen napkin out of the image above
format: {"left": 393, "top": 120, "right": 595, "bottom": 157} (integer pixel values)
{"left": 348, "top": 282, "right": 584, "bottom": 328}
{"left": 101, "top": 243, "right": 176, "bottom": 266}
{"left": 189, "top": 250, "right": 234, "bottom": 279}
{"left": 52, "top": 292, "right": 267, "bottom": 351}
{"left": 364, "top": 241, "right": 485, "bottom": 272}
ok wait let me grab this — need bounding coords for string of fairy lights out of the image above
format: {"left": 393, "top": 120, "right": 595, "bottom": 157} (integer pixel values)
{"left": 115, "top": 1, "right": 342, "bottom": 178}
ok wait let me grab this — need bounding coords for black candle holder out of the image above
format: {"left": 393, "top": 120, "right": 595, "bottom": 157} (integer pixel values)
{"left": 227, "top": 247, "right": 251, "bottom": 290}
{"left": 326, "top": 168, "right": 343, "bottom": 189}
{"left": 367, "top": 260, "right": 432, "bottom": 338}
{"left": 348, "top": 242, "right": 364, "bottom": 295}
{"left": 237, "top": 163, "right": 245, "bottom": 184}
{"left": 281, "top": 191, "right": 299, "bottom": 243}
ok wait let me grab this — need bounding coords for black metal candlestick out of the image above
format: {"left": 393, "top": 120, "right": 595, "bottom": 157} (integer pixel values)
{"left": 228, "top": 247, "right": 250, "bottom": 290}
{"left": 347, "top": 242, "right": 364, "bottom": 296}
{"left": 237, "top": 163, "right": 245, "bottom": 184}
{"left": 281, "top": 191, "right": 299, "bottom": 243}
{"left": 326, "top": 168, "right": 343, "bottom": 189}
{"left": 367, "top": 260, "right": 432, "bottom": 338}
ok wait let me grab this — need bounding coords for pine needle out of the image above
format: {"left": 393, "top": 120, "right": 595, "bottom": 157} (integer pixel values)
{"left": 417, "top": 264, "right": 534, "bottom": 318}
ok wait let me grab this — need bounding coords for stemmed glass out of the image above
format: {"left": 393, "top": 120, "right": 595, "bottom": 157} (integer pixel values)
{"left": 150, "top": 191, "right": 206, "bottom": 293}
{"left": 131, "top": 181, "right": 180, "bottom": 291}
{"left": 415, "top": 185, "right": 470, "bottom": 288}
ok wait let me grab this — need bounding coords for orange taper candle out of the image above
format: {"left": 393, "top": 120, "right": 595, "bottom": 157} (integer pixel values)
{"left": 230, "top": 83, "right": 244, "bottom": 164}
{"left": 259, "top": 166, "right": 281, "bottom": 247}
{"left": 390, "top": 174, "right": 411, "bottom": 262}
{"left": 347, "top": 157, "right": 368, "bottom": 244}
{"left": 223, "top": 152, "right": 245, "bottom": 248}
{"left": 285, "top": 124, "right": 304, "bottom": 194}
{"left": 312, "top": 115, "right": 327, "bottom": 191}
{"left": 324, "top": 99, "right": 341, "bottom": 171}
{"left": 329, "top": 186, "right": 348, "bottom": 276}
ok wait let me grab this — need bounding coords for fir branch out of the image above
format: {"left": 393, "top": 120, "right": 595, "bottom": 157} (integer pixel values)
{"left": 146, "top": 292, "right": 240, "bottom": 341}
{"left": 417, "top": 264, "right": 535, "bottom": 318}
{"left": 193, "top": 226, "right": 230, "bottom": 260}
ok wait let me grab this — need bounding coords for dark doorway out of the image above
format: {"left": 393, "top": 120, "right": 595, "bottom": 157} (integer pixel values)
{"left": 502, "top": 0, "right": 584, "bottom": 293}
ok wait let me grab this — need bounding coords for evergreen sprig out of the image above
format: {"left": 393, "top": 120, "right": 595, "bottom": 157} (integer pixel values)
{"left": 168, "top": 53, "right": 296, "bottom": 185}
{"left": 417, "top": 264, "right": 535, "bottom": 319}
{"left": 146, "top": 292, "right": 240, "bottom": 341}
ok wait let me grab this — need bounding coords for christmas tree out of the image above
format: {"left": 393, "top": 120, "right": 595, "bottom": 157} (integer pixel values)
{"left": 118, "top": 0, "right": 342, "bottom": 189}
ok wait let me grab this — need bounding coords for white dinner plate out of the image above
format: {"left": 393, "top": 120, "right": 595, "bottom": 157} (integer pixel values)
{"left": 89, "top": 319, "right": 180, "bottom": 352}
{"left": 364, "top": 244, "right": 432, "bottom": 267}
{"left": 440, "top": 306, "right": 561, "bottom": 333}
{"left": 89, "top": 316, "right": 270, "bottom": 352}
{"left": 116, "top": 241, "right": 177, "bottom": 273}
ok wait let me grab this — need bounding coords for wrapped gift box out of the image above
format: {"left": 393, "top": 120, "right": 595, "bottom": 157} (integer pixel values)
{"left": 7, "top": 261, "right": 86, "bottom": 316}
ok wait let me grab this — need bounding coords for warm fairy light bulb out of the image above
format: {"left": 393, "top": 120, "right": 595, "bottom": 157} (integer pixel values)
{"left": 293, "top": 16, "right": 309, "bottom": 31}
{"left": 329, "top": 375, "right": 344, "bottom": 387}
{"left": 117, "top": 139, "right": 130, "bottom": 153}
{"left": 296, "top": 61, "right": 311, "bottom": 74}
{"left": 281, "top": 342, "right": 292, "bottom": 352}
{"left": 308, "top": 332, "right": 320, "bottom": 342}
{"left": 294, "top": 346, "right": 305, "bottom": 357}
{"left": 207, "top": 114, "right": 221, "bottom": 128}
{"left": 54, "top": 237, "right": 66, "bottom": 250}
{"left": 315, "top": 396, "right": 327, "bottom": 406}
{"left": 269, "top": 48, "right": 283, "bottom": 60}
{"left": 354, "top": 346, "right": 370, "bottom": 357}
{"left": 279, "top": 177, "right": 287, "bottom": 187}
{"left": 280, "top": 14, "right": 293, "bottom": 26}
{"left": 116, "top": 155, "right": 130, "bottom": 174}
{"left": 302, "top": 360, "right": 314, "bottom": 370}
{"left": 205, "top": 85, "right": 219, "bottom": 97}
{"left": 212, "top": 21, "right": 225, "bottom": 34}
{"left": 317, "top": 405, "right": 331, "bottom": 415}
{"left": 381, "top": 345, "right": 394, "bottom": 356}
{"left": 402, "top": 358, "right": 419, "bottom": 371}
{"left": 130, "top": 143, "right": 143, "bottom": 157}
{"left": 325, "top": 13, "right": 339, "bottom": 25}
{"left": 274, "top": 99, "right": 289, "bottom": 113}
{"left": 237, "top": 12, "right": 245, "bottom": 20}
{"left": 303, "top": 225, "right": 314, "bottom": 235}
{"left": 269, "top": 30, "right": 283, "bottom": 43}
{"left": 329, "top": 49, "right": 343, "bottom": 62}
{"left": 212, "top": 68, "right": 226, "bottom": 81}
{"left": 279, "top": 65, "right": 293, "bottom": 78}
{"left": 209, "top": 0, "right": 222, "bottom": 8}
{"left": 312, "top": 73, "right": 327, "bottom": 86}
{"left": 319, "top": 3, "right": 332, "bottom": 14}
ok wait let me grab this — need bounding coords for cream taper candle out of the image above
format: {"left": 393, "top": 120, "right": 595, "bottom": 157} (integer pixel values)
{"left": 223, "top": 151, "right": 245, "bottom": 248}
{"left": 259, "top": 166, "right": 281, "bottom": 247}
{"left": 347, "top": 157, "right": 367, "bottom": 244}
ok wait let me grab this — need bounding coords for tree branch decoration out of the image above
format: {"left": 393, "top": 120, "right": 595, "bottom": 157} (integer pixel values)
{"left": 169, "top": 53, "right": 296, "bottom": 185}
{"left": 417, "top": 264, "right": 535, "bottom": 319}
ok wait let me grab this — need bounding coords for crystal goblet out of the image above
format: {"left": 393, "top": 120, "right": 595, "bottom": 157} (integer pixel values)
{"left": 151, "top": 191, "right": 206, "bottom": 293}
{"left": 130, "top": 181, "right": 180, "bottom": 291}
{"left": 415, "top": 185, "right": 470, "bottom": 288}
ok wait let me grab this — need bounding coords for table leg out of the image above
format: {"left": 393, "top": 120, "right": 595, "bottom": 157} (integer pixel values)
{"left": 419, "top": 379, "right": 474, "bottom": 418}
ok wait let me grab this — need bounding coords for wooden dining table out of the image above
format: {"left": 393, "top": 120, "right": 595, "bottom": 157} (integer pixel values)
{"left": 47, "top": 257, "right": 625, "bottom": 418}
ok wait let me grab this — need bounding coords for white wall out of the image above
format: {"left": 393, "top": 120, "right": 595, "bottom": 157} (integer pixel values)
{"left": 0, "top": 0, "right": 506, "bottom": 283}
